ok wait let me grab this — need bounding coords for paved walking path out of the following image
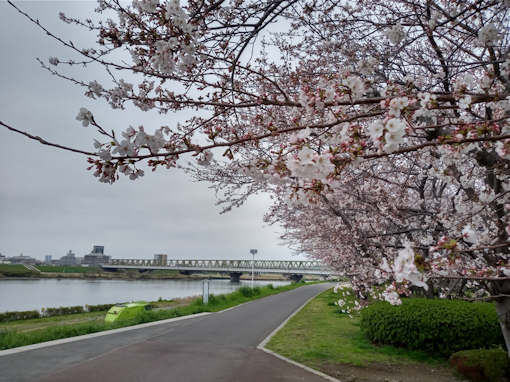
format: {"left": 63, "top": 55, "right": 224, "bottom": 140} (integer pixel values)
{"left": 0, "top": 283, "right": 333, "bottom": 382}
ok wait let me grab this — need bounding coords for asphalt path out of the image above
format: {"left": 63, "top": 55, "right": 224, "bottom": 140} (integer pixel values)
{"left": 0, "top": 283, "right": 333, "bottom": 382}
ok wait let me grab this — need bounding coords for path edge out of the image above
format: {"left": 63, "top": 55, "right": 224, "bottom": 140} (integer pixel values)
{"left": 257, "top": 285, "right": 342, "bottom": 382}
{"left": 0, "top": 312, "right": 210, "bottom": 357}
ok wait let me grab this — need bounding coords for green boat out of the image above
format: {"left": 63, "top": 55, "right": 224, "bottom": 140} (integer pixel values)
{"left": 104, "top": 302, "right": 152, "bottom": 323}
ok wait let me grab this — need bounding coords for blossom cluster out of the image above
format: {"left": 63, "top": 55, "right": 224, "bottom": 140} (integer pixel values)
{"left": 16, "top": 0, "right": 510, "bottom": 317}
{"left": 286, "top": 147, "right": 335, "bottom": 181}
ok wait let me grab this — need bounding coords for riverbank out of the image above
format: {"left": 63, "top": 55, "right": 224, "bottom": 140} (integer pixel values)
{"left": 0, "top": 282, "right": 313, "bottom": 350}
{"left": 0, "top": 264, "right": 307, "bottom": 281}
{"left": 266, "top": 289, "right": 460, "bottom": 382}
{"left": 0, "top": 277, "right": 294, "bottom": 313}
{"left": 0, "top": 296, "right": 196, "bottom": 335}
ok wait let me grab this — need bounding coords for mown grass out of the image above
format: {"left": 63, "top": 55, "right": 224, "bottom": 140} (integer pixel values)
{"left": 266, "top": 289, "right": 448, "bottom": 370}
{"left": 0, "top": 311, "right": 106, "bottom": 332}
{"left": 0, "top": 264, "right": 36, "bottom": 277}
{"left": 0, "top": 282, "right": 309, "bottom": 350}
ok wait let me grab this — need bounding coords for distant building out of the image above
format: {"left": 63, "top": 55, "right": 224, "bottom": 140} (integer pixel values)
{"left": 44, "top": 255, "right": 52, "bottom": 264}
{"left": 7, "top": 253, "right": 38, "bottom": 265}
{"left": 154, "top": 254, "right": 168, "bottom": 265}
{"left": 92, "top": 246, "right": 104, "bottom": 255}
{"left": 83, "top": 245, "right": 110, "bottom": 267}
{"left": 57, "top": 250, "right": 79, "bottom": 266}
{"left": 0, "top": 253, "right": 8, "bottom": 264}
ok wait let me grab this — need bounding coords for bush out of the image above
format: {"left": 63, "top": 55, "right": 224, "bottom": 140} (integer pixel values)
{"left": 239, "top": 286, "right": 259, "bottom": 297}
{"left": 86, "top": 303, "right": 115, "bottom": 312}
{"left": 360, "top": 298, "right": 504, "bottom": 357}
{"left": 42, "top": 305, "right": 85, "bottom": 317}
{"left": 208, "top": 294, "right": 219, "bottom": 305}
{"left": 0, "top": 310, "right": 40, "bottom": 322}
{"left": 450, "top": 348, "right": 509, "bottom": 382}
{"left": 0, "top": 304, "right": 113, "bottom": 323}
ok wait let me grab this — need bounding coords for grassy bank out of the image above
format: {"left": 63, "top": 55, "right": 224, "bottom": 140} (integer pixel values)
{"left": 0, "top": 282, "right": 310, "bottom": 350}
{"left": 0, "top": 265, "right": 298, "bottom": 281}
{"left": 266, "top": 289, "right": 460, "bottom": 382}
{"left": 35, "top": 265, "right": 101, "bottom": 273}
{"left": 0, "top": 264, "right": 37, "bottom": 277}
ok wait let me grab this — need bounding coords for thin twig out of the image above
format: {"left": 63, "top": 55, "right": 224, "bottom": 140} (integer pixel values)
{"left": 0, "top": 121, "right": 96, "bottom": 157}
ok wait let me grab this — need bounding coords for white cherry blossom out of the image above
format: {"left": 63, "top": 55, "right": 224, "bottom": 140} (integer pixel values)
{"left": 75, "top": 107, "right": 93, "bottom": 127}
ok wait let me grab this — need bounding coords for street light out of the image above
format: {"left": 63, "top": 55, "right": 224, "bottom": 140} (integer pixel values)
{"left": 250, "top": 249, "right": 257, "bottom": 288}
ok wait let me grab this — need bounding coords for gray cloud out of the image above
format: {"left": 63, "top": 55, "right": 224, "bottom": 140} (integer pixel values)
{"left": 0, "top": 1, "right": 306, "bottom": 262}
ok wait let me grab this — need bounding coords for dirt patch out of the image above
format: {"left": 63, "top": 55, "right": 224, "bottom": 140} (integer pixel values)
{"left": 319, "top": 361, "right": 462, "bottom": 382}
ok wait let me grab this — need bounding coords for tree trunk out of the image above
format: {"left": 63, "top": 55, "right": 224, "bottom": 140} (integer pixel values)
{"left": 494, "top": 280, "right": 510, "bottom": 358}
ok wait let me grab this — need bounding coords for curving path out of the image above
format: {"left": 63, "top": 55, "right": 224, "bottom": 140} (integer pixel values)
{"left": 0, "top": 283, "right": 333, "bottom": 382}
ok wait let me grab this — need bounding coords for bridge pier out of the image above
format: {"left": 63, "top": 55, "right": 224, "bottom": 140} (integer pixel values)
{"left": 288, "top": 274, "right": 303, "bottom": 283}
{"left": 229, "top": 272, "right": 242, "bottom": 282}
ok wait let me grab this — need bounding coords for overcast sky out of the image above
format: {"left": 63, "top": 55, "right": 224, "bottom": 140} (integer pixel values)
{"left": 0, "top": 1, "right": 307, "bottom": 262}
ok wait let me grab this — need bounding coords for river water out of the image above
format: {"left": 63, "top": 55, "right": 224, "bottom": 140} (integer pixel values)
{"left": 0, "top": 278, "right": 290, "bottom": 312}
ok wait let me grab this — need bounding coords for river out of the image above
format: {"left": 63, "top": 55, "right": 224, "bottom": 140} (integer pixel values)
{"left": 0, "top": 278, "right": 290, "bottom": 312}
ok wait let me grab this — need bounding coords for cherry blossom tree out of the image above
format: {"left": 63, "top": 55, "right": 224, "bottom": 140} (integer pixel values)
{"left": 2, "top": 0, "right": 510, "bottom": 352}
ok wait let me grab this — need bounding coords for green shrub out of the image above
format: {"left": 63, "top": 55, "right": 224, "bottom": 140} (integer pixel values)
{"left": 333, "top": 287, "right": 358, "bottom": 314}
{"left": 238, "top": 286, "right": 254, "bottom": 297}
{"left": 42, "top": 305, "right": 85, "bottom": 317}
{"left": 208, "top": 294, "right": 219, "bottom": 305}
{"left": 360, "top": 298, "right": 504, "bottom": 357}
{"left": 86, "top": 303, "right": 115, "bottom": 312}
{"left": 450, "top": 348, "right": 509, "bottom": 382}
{"left": 0, "top": 304, "right": 113, "bottom": 323}
{"left": 0, "top": 310, "right": 40, "bottom": 322}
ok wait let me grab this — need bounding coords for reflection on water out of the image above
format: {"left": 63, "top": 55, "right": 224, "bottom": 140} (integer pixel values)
{"left": 0, "top": 278, "right": 290, "bottom": 312}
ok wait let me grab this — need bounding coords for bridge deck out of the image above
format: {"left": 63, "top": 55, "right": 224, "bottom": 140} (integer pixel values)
{"left": 102, "top": 259, "right": 335, "bottom": 276}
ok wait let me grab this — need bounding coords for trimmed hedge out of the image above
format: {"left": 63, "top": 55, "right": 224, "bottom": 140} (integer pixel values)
{"left": 42, "top": 306, "right": 85, "bottom": 317}
{"left": 85, "top": 303, "right": 115, "bottom": 312}
{"left": 0, "top": 310, "right": 40, "bottom": 322}
{"left": 0, "top": 304, "right": 116, "bottom": 322}
{"left": 360, "top": 298, "right": 504, "bottom": 357}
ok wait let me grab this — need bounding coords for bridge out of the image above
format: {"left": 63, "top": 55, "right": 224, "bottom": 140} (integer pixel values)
{"left": 101, "top": 259, "right": 336, "bottom": 282}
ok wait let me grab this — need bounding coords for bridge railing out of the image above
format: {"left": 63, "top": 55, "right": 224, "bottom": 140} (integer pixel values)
{"left": 107, "top": 258, "right": 332, "bottom": 272}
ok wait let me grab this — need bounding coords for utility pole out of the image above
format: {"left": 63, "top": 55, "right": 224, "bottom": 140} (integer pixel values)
{"left": 250, "top": 249, "right": 257, "bottom": 288}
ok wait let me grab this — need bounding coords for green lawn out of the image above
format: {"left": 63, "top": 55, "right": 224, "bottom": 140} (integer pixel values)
{"left": 266, "top": 289, "right": 447, "bottom": 369}
{"left": 0, "top": 264, "right": 36, "bottom": 277}
{"left": 35, "top": 265, "right": 101, "bottom": 273}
